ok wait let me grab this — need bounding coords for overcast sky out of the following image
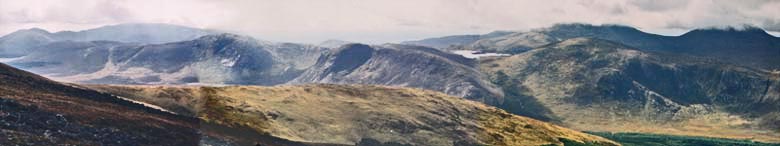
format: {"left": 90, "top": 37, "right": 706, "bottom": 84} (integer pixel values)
{"left": 1, "top": 0, "right": 779, "bottom": 44}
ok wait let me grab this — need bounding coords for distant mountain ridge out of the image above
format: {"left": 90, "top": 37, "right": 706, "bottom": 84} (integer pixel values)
{"left": 8, "top": 33, "right": 327, "bottom": 85}
{"left": 405, "top": 23, "right": 780, "bottom": 69}
{"left": 0, "top": 23, "right": 215, "bottom": 57}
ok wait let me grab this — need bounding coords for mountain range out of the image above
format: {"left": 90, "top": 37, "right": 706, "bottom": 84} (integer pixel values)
{"left": 1, "top": 23, "right": 779, "bottom": 145}
{"left": 404, "top": 23, "right": 780, "bottom": 70}
{"left": 0, "top": 23, "right": 214, "bottom": 58}
{"left": 0, "top": 61, "right": 617, "bottom": 146}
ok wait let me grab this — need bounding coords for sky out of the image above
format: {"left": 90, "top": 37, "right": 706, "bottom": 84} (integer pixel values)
{"left": 1, "top": 0, "right": 779, "bottom": 44}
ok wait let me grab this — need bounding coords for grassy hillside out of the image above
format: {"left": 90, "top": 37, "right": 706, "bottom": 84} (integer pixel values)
{"left": 88, "top": 84, "right": 619, "bottom": 146}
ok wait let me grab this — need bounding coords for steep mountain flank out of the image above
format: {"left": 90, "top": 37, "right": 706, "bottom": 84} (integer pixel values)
{"left": 87, "top": 84, "right": 619, "bottom": 146}
{"left": 290, "top": 44, "right": 504, "bottom": 105}
{"left": 480, "top": 38, "right": 780, "bottom": 142}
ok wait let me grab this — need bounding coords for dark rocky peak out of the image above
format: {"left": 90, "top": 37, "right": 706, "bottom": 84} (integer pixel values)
{"left": 680, "top": 25, "right": 775, "bottom": 39}
{"left": 325, "top": 43, "right": 375, "bottom": 74}
{"left": 539, "top": 23, "right": 670, "bottom": 51}
{"left": 382, "top": 43, "right": 475, "bottom": 66}
{"left": 335, "top": 43, "right": 374, "bottom": 53}
{"left": 10, "top": 28, "right": 51, "bottom": 35}
{"left": 188, "top": 33, "right": 262, "bottom": 53}
{"left": 547, "top": 37, "right": 636, "bottom": 51}
{"left": 0, "top": 28, "right": 54, "bottom": 40}
{"left": 545, "top": 23, "right": 645, "bottom": 35}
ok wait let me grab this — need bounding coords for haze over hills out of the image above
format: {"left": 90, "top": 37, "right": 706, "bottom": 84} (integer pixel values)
{"left": 1, "top": 23, "right": 779, "bottom": 145}
{"left": 0, "top": 23, "right": 214, "bottom": 57}
{"left": 8, "top": 33, "right": 327, "bottom": 85}
{"left": 405, "top": 23, "right": 780, "bottom": 69}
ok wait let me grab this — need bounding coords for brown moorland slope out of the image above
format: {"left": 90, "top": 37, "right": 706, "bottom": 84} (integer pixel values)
{"left": 0, "top": 63, "right": 201, "bottom": 145}
{"left": 87, "top": 84, "right": 619, "bottom": 146}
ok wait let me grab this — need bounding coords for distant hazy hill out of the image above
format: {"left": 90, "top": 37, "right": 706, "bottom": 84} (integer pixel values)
{"left": 0, "top": 23, "right": 214, "bottom": 57}
{"left": 8, "top": 33, "right": 327, "bottom": 85}
{"left": 87, "top": 84, "right": 619, "bottom": 146}
{"left": 480, "top": 38, "right": 780, "bottom": 142}
{"left": 406, "top": 23, "right": 780, "bottom": 69}
{"left": 401, "top": 31, "right": 513, "bottom": 49}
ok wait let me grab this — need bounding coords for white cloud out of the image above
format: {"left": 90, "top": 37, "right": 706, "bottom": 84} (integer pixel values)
{"left": 0, "top": 0, "right": 778, "bottom": 44}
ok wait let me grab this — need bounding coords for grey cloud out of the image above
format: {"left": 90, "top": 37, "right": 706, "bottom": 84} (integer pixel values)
{"left": 665, "top": 20, "right": 690, "bottom": 29}
{"left": 609, "top": 4, "right": 628, "bottom": 15}
{"left": 629, "top": 0, "right": 689, "bottom": 12}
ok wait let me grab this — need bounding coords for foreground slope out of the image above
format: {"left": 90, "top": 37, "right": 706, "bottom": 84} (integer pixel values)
{"left": 0, "top": 63, "right": 201, "bottom": 145}
{"left": 480, "top": 38, "right": 780, "bottom": 142}
{"left": 88, "top": 84, "right": 618, "bottom": 146}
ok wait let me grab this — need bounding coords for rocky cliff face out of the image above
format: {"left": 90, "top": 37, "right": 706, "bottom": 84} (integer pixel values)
{"left": 480, "top": 38, "right": 780, "bottom": 142}
{"left": 290, "top": 44, "right": 504, "bottom": 104}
